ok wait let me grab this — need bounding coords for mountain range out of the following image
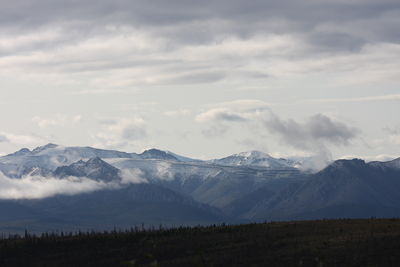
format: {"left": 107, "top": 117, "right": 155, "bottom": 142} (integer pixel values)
{"left": 0, "top": 143, "right": 399, "bottom": 232}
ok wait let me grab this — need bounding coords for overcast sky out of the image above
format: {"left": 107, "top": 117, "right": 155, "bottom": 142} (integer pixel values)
{"left": 0, "top": 0, "right": 399, "bottom": 160}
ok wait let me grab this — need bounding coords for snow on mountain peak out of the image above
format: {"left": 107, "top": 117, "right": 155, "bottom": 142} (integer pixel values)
{"left": 6, "top": 148, "right": 32, "bottom": 157}
{"left": 391, "top": 158, "right": 400, "bottom": 168}
{"left": 32, "top": 143, "right": 59, "bottom": 154}
{"left": 211, "top": 151, "right": 298, "bottom": 169}
{"left": 372, "top": 157, "right": 400, "bottom": 169}
{"left": 236, "top": 151, "right": 272, "bottom": 159}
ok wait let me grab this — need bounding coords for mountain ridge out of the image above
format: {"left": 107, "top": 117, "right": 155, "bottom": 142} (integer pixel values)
{"left": 0, "top": 144, "right": 399, "bottom": 232}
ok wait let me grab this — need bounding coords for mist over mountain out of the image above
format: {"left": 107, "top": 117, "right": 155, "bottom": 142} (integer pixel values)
{"left": 0, "top": 144, "right": 399, "bottom": 232}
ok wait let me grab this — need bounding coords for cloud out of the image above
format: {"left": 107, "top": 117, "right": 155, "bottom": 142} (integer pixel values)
{"left": 339, "top": 154, "right": 399, "bottom": 162}
{"left": 383, "top": 125, "right": 400, "bottom": 135}
{"left": 196, "top": 101, "right": 359, "bottom": 150}
{"left": 308, "top": 94, "right": 400, "bottom": 103}
{"left": 2, "top": 1, "right": 398, "bottom": 49}
{"left": 0, "top": 173, "right": 108, "bottom": 199}
{"left": 0, "top": 169, "right": 148, "bottom": 200}
{"left": 195, "top": 100, "right": 360, "bottom": 167}
{"left": 0, "top": 135, "right": 9, "bottom": 143}
{"left": 261, "top": 113, "right": 358, "bottom": 171}
{"left": 382, "top": 125, "right": 400, "bottom": 145}
{"left": 264, "top": 113, "right": 359, "bottom": 150}
{"left": 166, "top": 70, "right": 227, "bottom": 85}
{"left": 0, "top": 1, "right": 398, "bottom": 90}
{"left": 201, "top": 125, "right": 230, "bottom": 138}
{"left": 155, "top": 161, "right": 175, "bottom": 181}
{"left": 208, "top": 99, "right": 271, "bottom": 110}
{"left": 94, "top": 117, "right": 148, "bottom": 149}
{"left": 0, "top": 0, "right": 397, "bottom": 160}
{"left": 32, "top": 117, "right": 58, "bottom": 128}
{"left": 0, "top": 132, "right": 46, "bottom": 146}
{"left": 196, "top": 108, "right": 247, "bottom": 123}
{"left": 120, "top": 168, "right": 148, "bottom": 184}
{"left": 32, "top": 114, "right": 82, "bottom": 128}
{"left": 164, "top": 109, "right": 191, "bottom": 117}
{"left": 195, "top": 99, "right": 271, "bottom": 138}
{"left": 196, "top": 99, "right": 270, "bottom": 123}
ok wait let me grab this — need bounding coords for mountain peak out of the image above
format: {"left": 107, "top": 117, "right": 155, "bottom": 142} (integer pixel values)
{"left": 54, "top": 157, "right": 120, "bottom": 182}
{"left": 140, "top": 149, "right": 178, "bottom": 161}
{"left": 236, "top": 151, "right": 272, "bottom": 159}
{"left": 6, "top": 148, "right": 32, "bottom": 157}
{"left": 143, "top": 148, "right": 164, "bottom": 153}
{"left": 320, "top": 158, "right": 367, "bottom": 175}
{"left": 373, "top": 157, "right": 400, "bottom": 170}
{"left": 86, "top": 156, "right": 104, "bottom": 164}
{"left": 331, "top": 158, "right": 366, "bottom": 168}
{"left": 32, "top": 143, "right": 59, "bottom": 154}
{"left": 212, "top": 151, "right": 297, "bottom": 169}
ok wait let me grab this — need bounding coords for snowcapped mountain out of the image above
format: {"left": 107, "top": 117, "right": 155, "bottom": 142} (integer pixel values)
{"left": 0, "top": 143, "right": 135, "bottom": 176}
{"left": 0, "top": 144, "right": 189, "bottom": 177}
{"left": 1, "top": 144, "right": 400, "bottom": 231}
{"left": 139, "top": 149, "right": 178, "bottom": 161}
{"left": 7, "top": 143, "right": 134, "bottom": 159}
{"left": 210, "top": 151, "right": 300, "bottom": 169}
{"left": 54, "top": 157, "right": 121, "bottom": 182}
{"left": 165, "top": 150, "right": 199, "bottom": 162}
{"left": 370, "top": 157, "right": 400, "bottom": 170}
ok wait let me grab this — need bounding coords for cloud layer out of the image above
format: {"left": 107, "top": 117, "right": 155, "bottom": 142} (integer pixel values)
{"left": 0, "top": 0, "right": 399, "bottom": 89}
{"left": 264, "top": 113, "right": 358, "bottom": 150}
{"left": 196, "top": 100, "right": 360, "bottom": 162}
{"left": 94, "top": 118, "right": 148, "bottom": 150}
{"left": 0, "top": 0, "right": 398, "bottom": 160}
{"left": 0, "top": 174, "right": 109, "bottom": 199}
{"left": 0, "top": 169, "right": 147, "bottom": 200}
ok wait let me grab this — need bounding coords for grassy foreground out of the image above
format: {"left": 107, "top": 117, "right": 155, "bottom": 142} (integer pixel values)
{"left": 1, "top": 219, "right": 400, "bottom": 266}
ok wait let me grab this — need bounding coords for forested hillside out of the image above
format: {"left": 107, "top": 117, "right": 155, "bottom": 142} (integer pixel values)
{"left": 1, "top": 219, "right": 400, "bottom": 266}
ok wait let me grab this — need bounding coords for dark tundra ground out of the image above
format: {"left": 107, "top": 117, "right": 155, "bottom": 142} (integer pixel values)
{"left": 1, "top": 219, "right": 400, "bottom": 266}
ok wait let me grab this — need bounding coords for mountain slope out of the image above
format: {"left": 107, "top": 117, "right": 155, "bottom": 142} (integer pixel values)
{"left": 0, "top": 183, "right": 229, "bottom": 232}
{"left": 110, "top": 158, "right": 305, "bottom": 210}
{"left": 139, "top": 149, "right": 178, "bottom": 161}
{"left": 240, "top": 159, "right": 400, "bottom": 221}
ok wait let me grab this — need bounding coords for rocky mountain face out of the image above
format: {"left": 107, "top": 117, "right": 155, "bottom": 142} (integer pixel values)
{"left": 139, "top": 149, "right": 178, "bottom": 161}
{"left": 0, "top": 144, "right": 399, "bottom": 232}
{"left": 54, "top": 157, "right": 121, "bottom": 182}
{"left": 228, "top": 158, "right": 400, "bottom": 221}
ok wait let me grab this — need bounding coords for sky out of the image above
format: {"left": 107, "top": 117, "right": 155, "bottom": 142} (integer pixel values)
{"left": 0, "top": 0, "right": 399, "bottom": 160}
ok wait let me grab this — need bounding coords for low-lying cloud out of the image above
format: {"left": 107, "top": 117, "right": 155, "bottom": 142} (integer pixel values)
{"left": 0, "top": 169, "right": 147, "bottom": 200}
{"left": 0, "top": 174, "right": 108, "bottom": 199}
